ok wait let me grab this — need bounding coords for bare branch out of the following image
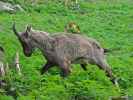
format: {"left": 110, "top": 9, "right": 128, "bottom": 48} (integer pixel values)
{"left": 15, "top": 52, "right": 21, "bottom": 75}
{"left": 0, "top": 62, "right": 5, "bottom": 77}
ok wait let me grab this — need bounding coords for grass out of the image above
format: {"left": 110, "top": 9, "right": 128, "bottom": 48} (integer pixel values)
{"left": 0, "top": 0, "right": 133, "bottom": 99}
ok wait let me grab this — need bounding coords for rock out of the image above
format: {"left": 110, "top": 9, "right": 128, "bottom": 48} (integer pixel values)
{"left": 0, "top": 1, "right": 24, "bottom": 13}
{"left": 110, "top": 96, "right": 128, "bottom": 100}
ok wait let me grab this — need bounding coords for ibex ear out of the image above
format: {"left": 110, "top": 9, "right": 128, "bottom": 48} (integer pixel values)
{"left": 26, "top": 25, "right": 32, "bottom": 32}
{"left": 24, "top": 25, "right": 32, "bottom": 38}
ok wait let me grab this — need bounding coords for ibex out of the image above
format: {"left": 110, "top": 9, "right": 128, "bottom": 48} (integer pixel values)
{"left": 13, "top": 23, "right": 118, "bottom": 85}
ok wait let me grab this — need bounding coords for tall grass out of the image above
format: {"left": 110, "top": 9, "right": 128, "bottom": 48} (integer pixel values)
{"left": 0, "top": 0, "right": 133, "bottom": 99}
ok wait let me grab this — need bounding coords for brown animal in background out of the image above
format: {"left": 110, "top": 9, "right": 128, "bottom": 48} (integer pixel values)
{"left": 13, "top": 23, "right": 118, "bottom": 85}
{"left": 64, "top": 22, "right": 80, "bottom": 34}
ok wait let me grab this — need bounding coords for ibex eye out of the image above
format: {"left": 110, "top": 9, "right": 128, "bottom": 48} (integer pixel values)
{"left": 23, "top": 32, "right": 28, "bottom": 38}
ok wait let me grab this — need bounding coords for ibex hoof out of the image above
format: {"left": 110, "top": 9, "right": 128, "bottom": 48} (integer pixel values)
{"left": 111, "top": 78, "right": 119, "bottom": 87}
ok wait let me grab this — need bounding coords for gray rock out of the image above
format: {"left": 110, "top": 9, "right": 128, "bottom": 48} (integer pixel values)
{"left": 0, "top": 1, "right": 24, "bottom": 13}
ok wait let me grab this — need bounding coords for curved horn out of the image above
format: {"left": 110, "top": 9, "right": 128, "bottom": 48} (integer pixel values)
{"left": 12, "top": 22, "right": 20, "bottom": 37}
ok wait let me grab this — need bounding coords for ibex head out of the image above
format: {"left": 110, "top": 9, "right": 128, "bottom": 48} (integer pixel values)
{"left": 13, "top": 23, "right": 33, "bottom": 57}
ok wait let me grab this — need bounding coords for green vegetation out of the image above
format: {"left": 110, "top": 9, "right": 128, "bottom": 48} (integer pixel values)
{"left": 0, "top": 0, "right": 133, "bottom": 99}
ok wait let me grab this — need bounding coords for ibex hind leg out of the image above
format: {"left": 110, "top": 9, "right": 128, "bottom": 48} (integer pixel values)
{"left": 95, "top": 58, "right": 118, "bottom": 86}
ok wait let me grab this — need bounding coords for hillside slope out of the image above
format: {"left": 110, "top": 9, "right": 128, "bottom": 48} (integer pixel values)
{"left": 0, "top": 0, "right": 133, "bottom": 99}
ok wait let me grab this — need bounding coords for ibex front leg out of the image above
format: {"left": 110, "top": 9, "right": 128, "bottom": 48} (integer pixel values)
{"left": 59, "top": 59, "right": 71, "bottom": 77}
{"left": 80, "top": 63, "right": 87, "bottom": 71}
{"left": 41, "top": 62, "right": 54, "bottom": 75}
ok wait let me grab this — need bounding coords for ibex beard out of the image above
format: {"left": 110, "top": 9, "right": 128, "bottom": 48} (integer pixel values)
{"left": 13, "top": 23, "right": 118, "bottom": 85}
